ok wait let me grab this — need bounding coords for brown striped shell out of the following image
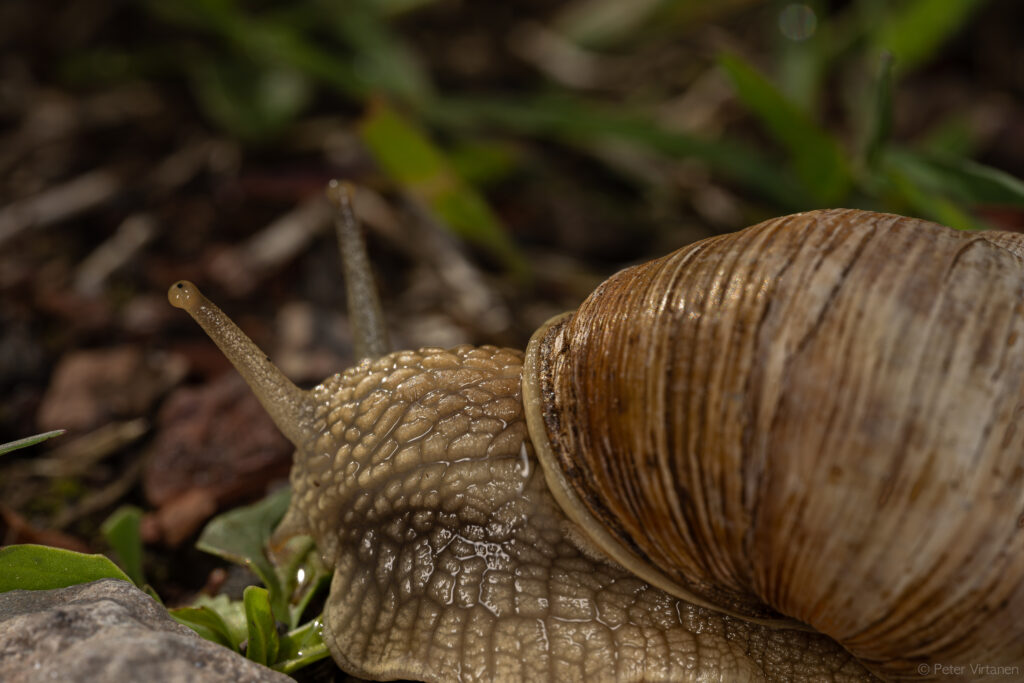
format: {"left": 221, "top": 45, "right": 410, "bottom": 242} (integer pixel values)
{"left": 523, "top": 208, "right": 1024, "bottom": 682}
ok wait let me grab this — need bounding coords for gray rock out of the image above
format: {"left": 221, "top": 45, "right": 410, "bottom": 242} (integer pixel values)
{"left": 0, "top": 578, "right": 293, "bottom": 683}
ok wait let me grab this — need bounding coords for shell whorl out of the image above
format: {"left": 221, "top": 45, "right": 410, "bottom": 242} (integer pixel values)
{"left": 523, "top": 208, "right": 1024, "bottom": 681}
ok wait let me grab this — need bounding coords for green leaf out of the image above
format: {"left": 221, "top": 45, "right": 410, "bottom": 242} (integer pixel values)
{"left": 100, "top": 505, "right": 145, "bottom": 587}
{"left": 0, "top": 545, "right": 130, "bottom": 592}
{"left": 243, "top": 586, "right": 280, "bottom": 666}
{"left": 859, "top": 51, "right": 894, "bottom": 172}
{"left": 0, "top": 430, "right": 65, "bottom": 456}
{"left": 359, "top": 102, "right": 529, "bottom": 276}
{"left": 718, "top": 51, "right": 851, "bottom": 203}
{"left": 191, "top": 594, "right": 249, "bottom": 648}
{"left": 196, "top": 486, "right": 291, "bottom": 622}
{"left": 884, "top": 149, "right": 1024, "bottom": 209}
{"left": 871, "top": 0, "right": 988, "bottom": 75}
{"left": 274, "top": 618, "right": 330, "bottom": 674}
{"left": 170, "top": 605, "right": 238, "bottom": 649}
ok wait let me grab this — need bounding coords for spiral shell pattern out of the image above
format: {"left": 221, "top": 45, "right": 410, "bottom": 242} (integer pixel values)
{"left": 524, "top": 209, "right": 1024, "bottom": 681}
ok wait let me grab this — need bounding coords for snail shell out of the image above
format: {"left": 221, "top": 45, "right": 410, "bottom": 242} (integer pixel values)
{"left": 523, "top": 208, "right": 1024, "bottom": 681}
{"left": 170, "top": 203, "right": 1024, "bottom": 682}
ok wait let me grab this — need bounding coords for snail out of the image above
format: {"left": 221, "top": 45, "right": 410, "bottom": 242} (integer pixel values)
{"left": 168, "top": 182, "right": 1024, "bottom": 683}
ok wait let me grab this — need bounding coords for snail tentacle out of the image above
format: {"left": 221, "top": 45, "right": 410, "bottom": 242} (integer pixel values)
{"left": 167, "top": 280, "right": 317, "bottom": 448}
{"left": 327, "top": 179, "right": 391, "bottom": 361}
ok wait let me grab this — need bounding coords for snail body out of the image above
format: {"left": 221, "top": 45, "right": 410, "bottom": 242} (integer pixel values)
{"left": 170, "top": 198, "right": 1024, "bottom": 682}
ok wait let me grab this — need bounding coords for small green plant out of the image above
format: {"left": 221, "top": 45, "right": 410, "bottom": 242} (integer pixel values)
{"left": 0, "top": 486, "right": 330, "bottom": 675}
{"left": 172, "top": 487, "right": 332, "bottom": 673}
{"left": 717, "top": 49, "right": 1024, "bottom": 230}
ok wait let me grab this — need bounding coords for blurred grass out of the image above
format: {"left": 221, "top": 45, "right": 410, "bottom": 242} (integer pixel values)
{"left": 718, "top": 51, "right": 851, "bottom": 204}
{"left": 57, "top": 0, "right": 1024, "bottom": 249}
{"left": 359, "top": 101, "right": 529, "bottom": 275}
{"left": 869, "top": 0, "right": 989, "bottom": 74}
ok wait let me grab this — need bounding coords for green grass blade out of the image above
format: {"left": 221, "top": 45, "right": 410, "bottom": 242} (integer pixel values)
{"left": 776, "top": 0, "right": 829, "bottom": 113}
{"left": 0, "top": 430, "right": 65, "bottom": 456}
{"left": 359, "top": 102, "right": 528, "bottom": 275}
{"left": 718, "top": 51, "right": 851, "bottom": 203}
{"left": 145, "top": 0, "right": 366, "bottom": 98}
{"left": 0, "top": 545, "right": 130, "bottom": 592}
{"left": 859, "top": 51, "right": 894, "bottom": 172}
{"left": 884, "top": 165, "right": 987, "bottom": 231}
{"left": 428, "top": 94, "right": 817, "bottom": 209}
{"left": 932, "top": 158, "right": 1024, "bottom": 207}
{"left": 322, "top": 0, "right": 432, "bottom": 104}
{"left": 871, "top": 0, "right": 989, "bottom": 75}
{"left": 885, "top": 148, "right": 1024, "bottom": 209}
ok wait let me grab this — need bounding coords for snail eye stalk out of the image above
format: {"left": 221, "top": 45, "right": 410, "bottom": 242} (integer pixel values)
{"left": 327, "top": 180, "right": 390, "bottom": 362}
{"left": 167, "top": 279, "right": 315, "bottom": 448}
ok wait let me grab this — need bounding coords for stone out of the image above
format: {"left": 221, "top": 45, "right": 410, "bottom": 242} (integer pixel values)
{"left": 0, "top": 579, "right": 292, "bottom": 683}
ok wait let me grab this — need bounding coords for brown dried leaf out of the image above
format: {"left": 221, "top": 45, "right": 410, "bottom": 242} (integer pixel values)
{"left": 0, "top": 505, "right": 90, "bottom": 553}
{"left": 37, "top": 346, "right": 187, "bottom": 433}
{"left": 144, "top": 488, "right": 219, "bottom": 547}
{"left": 144, "top": 373, "right": 292, "bottom": 518}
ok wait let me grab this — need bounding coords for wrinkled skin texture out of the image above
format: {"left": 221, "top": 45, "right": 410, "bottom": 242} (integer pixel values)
{"left": 276, "top": 345, "right": 874, "bottom": 682}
